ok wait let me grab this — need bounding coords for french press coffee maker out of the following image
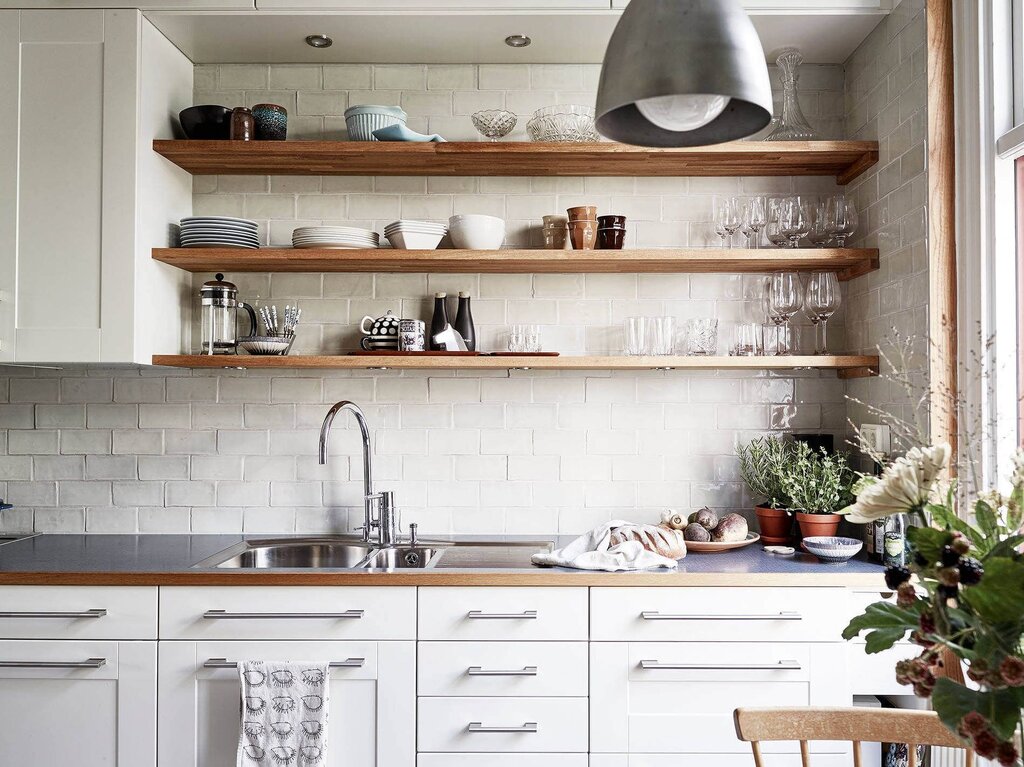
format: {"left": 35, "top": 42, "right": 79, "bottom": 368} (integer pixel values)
{"left": 199, "top": 274, "right": 257, "bottom": 355}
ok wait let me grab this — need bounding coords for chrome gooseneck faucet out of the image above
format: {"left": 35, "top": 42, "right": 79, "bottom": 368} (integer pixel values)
{"left": 318, "top": 401, "right": 397, "bottom": 547}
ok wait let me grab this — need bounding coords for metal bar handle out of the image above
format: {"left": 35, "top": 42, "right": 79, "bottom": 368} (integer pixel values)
{"left": 204, "top": 657, "right": 365, "bottom": 669}
{"left": 467, "top": 666, "right": 538, "bottom": 676}
{"left": 466, "top": 610, "right": 537, "bottom": 620}
{"left": 640, "top": 660, "right": 802, "bottom": 671}
{"left": 467, "top": 722, "right": 538, "bottom": 733}
{"left": 203, "top": 609, "right": 364, "bottom": 620}
{"left": 0, "top": 658, "right": 107, "bottom": 669}
{"left": 0, "top": 609, "right": 107, "bottom": 619}
{"left": 640, "top": 611, "right": 802, "bottom": 621}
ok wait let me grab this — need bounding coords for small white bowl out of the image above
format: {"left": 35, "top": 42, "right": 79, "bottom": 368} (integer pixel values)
{"left": 802, "top": 536, "right": 863, "bottom": 563}
{"left": 448, "top": 214, "right": 505, "bottom": 250}
{"left": 386, "top": 230, "right": 445, "bottom": 250}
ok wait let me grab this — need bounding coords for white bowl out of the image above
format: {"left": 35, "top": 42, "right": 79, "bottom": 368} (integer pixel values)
{"left": 386, "top": 230, "right": 445, "bottom": 250}
{"left": 448, "top": 214, "right": 505, "bottom": 250}
{"left": 802, "top": 536, "right": 863, "bottom": 563}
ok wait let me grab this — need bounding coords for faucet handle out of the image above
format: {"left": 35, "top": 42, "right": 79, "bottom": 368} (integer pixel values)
{"left": 409, "top": 523, "right": 418, "bottom": 546}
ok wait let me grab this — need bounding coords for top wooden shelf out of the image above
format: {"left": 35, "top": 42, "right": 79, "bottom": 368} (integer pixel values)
{"left": 153, "top": 140, "right": 879, "bottom": 184}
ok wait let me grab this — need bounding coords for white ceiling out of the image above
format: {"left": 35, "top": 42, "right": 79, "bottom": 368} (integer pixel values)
{"left": 147, "top": 9, "right": 887, "bottom": 65}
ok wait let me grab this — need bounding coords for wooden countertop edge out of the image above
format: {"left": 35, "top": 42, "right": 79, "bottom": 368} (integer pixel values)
{"left": 0, "top": 570, "right": 886, "bottom": 587}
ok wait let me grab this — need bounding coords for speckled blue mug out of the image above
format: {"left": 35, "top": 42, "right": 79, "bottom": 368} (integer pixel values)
{"left": 252, "top": 103, "right": 287, "bottom": 141}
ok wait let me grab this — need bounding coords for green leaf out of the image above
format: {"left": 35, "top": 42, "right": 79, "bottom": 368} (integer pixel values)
{"left": 962, "top": 557, "right": 1024, "bottom": 624}
{"left": 984, "top": 535, "right": 1024, "bottom": 562}
{"left": 928, "top": 502, "right": 977, "bottom": 540}
{"left": 932, "top": 678, "right": 1024, "bottom": 741}
{"left": 843, "top": 601, "right": 920, "bottom": 652}
{"left": 907, "top": 526, "right": 953, "bottom": 566}
{"left": 975, "top": 499, "right": 999, "bottom": 538}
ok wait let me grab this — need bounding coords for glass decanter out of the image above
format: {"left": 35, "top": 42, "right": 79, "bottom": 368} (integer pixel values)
{"left": 765, "top": 47, "right": 817, "bottom": 142}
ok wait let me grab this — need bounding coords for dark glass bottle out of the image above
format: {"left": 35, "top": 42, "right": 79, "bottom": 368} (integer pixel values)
{"left": 453, "top": 292, "right": 476, "bottom": 351}
{"left": 429, "top": 292, "right": 449, "bottom": 351}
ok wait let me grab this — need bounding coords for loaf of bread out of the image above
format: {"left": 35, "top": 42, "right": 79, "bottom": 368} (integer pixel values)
{"left": 610, "top": 523, "right": 687, "bottom": 559}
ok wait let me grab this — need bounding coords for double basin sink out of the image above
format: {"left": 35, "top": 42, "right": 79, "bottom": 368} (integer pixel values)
{"left": 195, "top": 537, "right": 550, "bottom": 570}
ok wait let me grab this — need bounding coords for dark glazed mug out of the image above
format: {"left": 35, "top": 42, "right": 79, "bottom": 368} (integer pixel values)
{"left": 230, "top": 107, "right": 255, "bottom": 141}
{"left": 253, "top": 103, "right": 288, "bottom": 141}
{"left": 597, "top": 227, "right": 626, "bottom": 250}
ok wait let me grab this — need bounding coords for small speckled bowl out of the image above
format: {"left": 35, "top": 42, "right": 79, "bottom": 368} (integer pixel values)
{"left": 252, "top": 103, "right": 288, "bottom": 141}
{"left": 801, "top": 536, "right": 863, "bottom": 563}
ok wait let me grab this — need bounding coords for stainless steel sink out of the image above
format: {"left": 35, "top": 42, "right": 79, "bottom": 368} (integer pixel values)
{"left": 197, "top": 538, "right": 376, "bottom": 569}
{"left": 363, "top": 546, "right": 441, "bottom": 569}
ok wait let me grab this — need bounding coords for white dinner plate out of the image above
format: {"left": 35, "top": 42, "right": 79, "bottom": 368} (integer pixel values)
{"left": 181, "top": 216, "right": 258, "bottom": 225}
{"left": 182, "top": 241, "right": 259, "bottom": 249}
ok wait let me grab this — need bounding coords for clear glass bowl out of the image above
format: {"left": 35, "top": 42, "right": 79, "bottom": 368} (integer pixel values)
{"left": 525, "top": 104, "right": 598, "bottom": 143}
{"left": 471, "top": 109, "right": 518, "bottom": 141}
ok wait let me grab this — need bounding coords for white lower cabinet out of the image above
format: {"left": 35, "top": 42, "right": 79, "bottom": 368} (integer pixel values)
{"left": 157, "top": 639, "right": 415, "bottom": 767}
{"left": 0, "top": 639, "right": 157, "bottom": 766}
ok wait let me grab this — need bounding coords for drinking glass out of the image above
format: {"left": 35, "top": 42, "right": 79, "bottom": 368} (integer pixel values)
{"left": 778, "top": 195, "right": 812, "bottom": 248}
{"left": 767, "top": 271, "right": 802, "bottom": 353}
{"left": 808, "top": 199, "right": 832, "bottom": 248}
{"left": 713, "top": 196, "right": 740, "bottom": 248}
{"left": 765, "top": 198, "right": 788, "bottom": 248}
{"left": 804, "top": 271, "right": 841, "bottom": 354}
{"left": 686, "top": 318, "right": 719, "bottom": 356}
{"left": 732, "top": 323, "right": 762, "bottom": 356}
{"left": 826, "top": 194, "right": 858, "bottom": 246}
{"left": 647, "top": 316, "right": 676, "bottom": 356}
{"left": 509, "top": 324, "right": 542, "bottom": 353}
{"left": 623, "top": 317, "right": 647, "bottom": 356}
{"left": 740, "top": 196, "right": 768, "bottom": 249}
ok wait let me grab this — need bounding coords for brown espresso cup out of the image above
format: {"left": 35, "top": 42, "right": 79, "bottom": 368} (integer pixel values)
{"left": 569, "top": 220, "right": 597, "bottom": 250}
{"left": 598, "top": 214, "right": 627, "bottom": 229}
{"left": 597, "top": 227, "right": 626, "bottom": 250}
{"left": 567, "top": 205, "right": 598, "bottom": 222}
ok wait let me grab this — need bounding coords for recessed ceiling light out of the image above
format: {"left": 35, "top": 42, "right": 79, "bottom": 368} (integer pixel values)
{"left": 504, "top": 34, "right": 532, "bottom": 48}
{"left": 305, "top": 34, "right": 333, "bottom": 49}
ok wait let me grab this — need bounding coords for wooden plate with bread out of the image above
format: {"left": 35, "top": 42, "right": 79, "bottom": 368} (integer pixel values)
{"left": 684, "top": 532, "right": 761, "bottom": 553}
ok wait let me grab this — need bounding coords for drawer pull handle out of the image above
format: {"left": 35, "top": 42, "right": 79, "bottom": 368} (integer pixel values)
{"left": 0, "top": 609, "right": 106, "bottom": 619}
{"left": 640, "top": 611, "right": 802, "bottom": 621}
{"left": 203, "top": 609, "right": 365, "bottom": 620}
{"left": 466, "top": 610, "right": 537, "bottom": 620}
{"left": 467, "top": 722, "right": 538, "bottom": 733}
{"left": 640, "top": 660, "right": 802, "bottom": 671}
{"left": 204, "top": 657, "right": 365, "bottom": 669}
{"left": 0, "top": 658, "right": 107, "bottom": 669}
{"left": 467, "top": 666, "right": 538, "bottom": 676}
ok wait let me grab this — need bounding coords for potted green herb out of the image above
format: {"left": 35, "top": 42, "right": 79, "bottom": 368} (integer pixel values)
{"left": 737, "top": 436, "right": 795, "bottom": 543}
{"left": 780, "top": 441, "right": 855, "bottom": 538}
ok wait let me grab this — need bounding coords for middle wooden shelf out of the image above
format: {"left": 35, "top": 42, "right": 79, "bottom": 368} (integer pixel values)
{"left": 152, "top": 247, "right": 879, "bottom": 280}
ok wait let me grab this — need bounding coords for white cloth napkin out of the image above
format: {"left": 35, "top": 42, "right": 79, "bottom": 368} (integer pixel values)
{"left": 531, "top": 520, "right": 679, "bottom": 571}
{"left": 238, "top": 660, "right": 329, "bottom": 766}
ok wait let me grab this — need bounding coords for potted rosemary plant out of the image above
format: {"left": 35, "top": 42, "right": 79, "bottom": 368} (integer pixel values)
{"left": 780, "top": 441, "right": 856, "bottom": 538}
{"left": 737, "top": 436, "right": 795, "bottom": 544}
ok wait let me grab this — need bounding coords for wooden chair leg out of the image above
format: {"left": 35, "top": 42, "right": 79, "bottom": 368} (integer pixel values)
{"left": 800, "top": 739, "right": 811, "bottom": 767}
{"left": 853, "top": 740, "right": 862, "bottom": 767}
{"left": 909, "top": 743, "right": 918, "bottom": 767}
{"left": 751, "top": 741, "right": 765, "bottom": 767}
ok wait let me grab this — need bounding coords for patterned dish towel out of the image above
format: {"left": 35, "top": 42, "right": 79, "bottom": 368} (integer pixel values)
{"left": 238, "top": 660, "right": 330, "bottom": 766}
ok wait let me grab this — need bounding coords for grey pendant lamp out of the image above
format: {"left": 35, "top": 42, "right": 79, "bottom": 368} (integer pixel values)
{"left": 595, "top": 0, "right": 773, "bottom": 147}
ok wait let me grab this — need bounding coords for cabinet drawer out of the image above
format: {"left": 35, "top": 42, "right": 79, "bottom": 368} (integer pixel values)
{"left": 849, "top": 642, "right": 916, "bottom": 695}
{"left": 591, "top": 587, "right": 845, "bottom": 642}
{"left": 419, "top": 755, "right": 588, "bottom": 767}
{"left": 418, "top": 588, "right": 587, "bottom": 641}
{"left": 418, "top": 697, "right": 588, "bottom": 753}
{"left": 0, "top": 586, "right": 157, "bottom": 639}
{"left": 159, "top": 586, "right": 415, "bottom": 640}
{"left": 418, "top": 641, "right": 587, "bottom": 697}
{"left": 0, "top": 639, "right": 121, "bottom": 679}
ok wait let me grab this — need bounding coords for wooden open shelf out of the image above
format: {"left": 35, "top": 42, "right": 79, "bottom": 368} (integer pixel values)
{"left": 153, "top": 140, "right": 879, "bottom": 184}
{"left": 152, "top": 354, "right": 880, "bottom": 379}
{"left": 153, "top": 247, "right": 879, "bottom": 281}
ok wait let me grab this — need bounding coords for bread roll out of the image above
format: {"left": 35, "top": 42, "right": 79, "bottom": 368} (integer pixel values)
{"left": 610, "top": 523, "right": 687, "bottom": 559}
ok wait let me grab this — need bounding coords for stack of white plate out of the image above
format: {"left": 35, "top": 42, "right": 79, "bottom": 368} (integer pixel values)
{"left": 384, "top": 220, "right": 448, "bottom": 250}
{"left": 180, "top": 216, "right": 259, "bottom": 249}
{"left": 292, "top": 226, "right": 380, "bottom": 249}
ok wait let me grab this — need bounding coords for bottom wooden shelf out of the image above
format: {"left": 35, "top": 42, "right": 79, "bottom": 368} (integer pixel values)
{"left": 152, "top": 354, "right": 879, "bottom": 378}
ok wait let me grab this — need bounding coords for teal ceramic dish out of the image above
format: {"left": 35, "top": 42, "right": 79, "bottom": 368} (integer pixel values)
{"left": 252, "top": 103, "right": 287, "bottom": 140}
{"left": 372, "top": 124, "right": 446, "bottom": 142}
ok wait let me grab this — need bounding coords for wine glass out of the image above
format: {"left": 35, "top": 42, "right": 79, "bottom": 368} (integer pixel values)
{"left": 765, "top": 198, "right": 788, "bottom": 248}
{"left": 740, "top": 195, "right": 768, "bottom": 249}
{"left": 714, "top": 196, "right": 740, "bottom": 248}
{"left": 767, "top": 271, "right": 802, "bottom": 354}
{"left": 826, "top": 194, "right": 858, "bottom": 246}
{"left": 808, "top": 199, "right": 832, "bottom": 248}
{"left": 779, "top": 196, "right": 811, "bottom": 248}
{"left": 804, "top": 271, "right": 841, "bottom": 354}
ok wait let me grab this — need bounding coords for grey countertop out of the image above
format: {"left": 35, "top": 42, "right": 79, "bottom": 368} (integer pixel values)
{"left": 0, "top": 533, "right": 886, "bottom": 587}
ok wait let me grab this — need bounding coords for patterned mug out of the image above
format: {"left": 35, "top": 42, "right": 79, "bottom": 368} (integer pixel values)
{"left": 399, "top": 319, "right": 426, "bottom": 352}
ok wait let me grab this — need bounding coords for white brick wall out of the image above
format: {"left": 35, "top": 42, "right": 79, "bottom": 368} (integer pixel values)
{"left": 0, "top": 12, "right": 931, "bottom": 535}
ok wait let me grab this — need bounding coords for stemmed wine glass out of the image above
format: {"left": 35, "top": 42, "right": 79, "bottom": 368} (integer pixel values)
{"left": 740, "top": 196, "right": 768, "bottom": 249}
{"left": 826, "top": 194, "right": 858, "bottom": 246}
{"left": 808, "top": 199, "right": 832, "bottom": 248}
{"left": 778, "top": 196, "right": 812, "bottom": 248}
{"left": 714, "top": 196, "right": 741, "bottom": 248}
{"left": 765, "top": 198, "right": 788, "bottom": 248}
{"left": 804, "top": 271, "right": 841, "bottom": 354}
{"left": 766, "top": 271, "right": 802, "bottom": 354}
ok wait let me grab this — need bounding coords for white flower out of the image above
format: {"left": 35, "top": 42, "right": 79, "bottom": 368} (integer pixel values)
{"left": 840, "top": 443, "right": 951, "bottom": 523}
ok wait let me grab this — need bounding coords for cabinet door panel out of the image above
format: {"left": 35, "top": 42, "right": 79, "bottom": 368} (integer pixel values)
{"left": 418, "top": 641, "right": 588, "bottom": 697}
{"left": 0, "top": 640, "right": 156, "bottom": 767}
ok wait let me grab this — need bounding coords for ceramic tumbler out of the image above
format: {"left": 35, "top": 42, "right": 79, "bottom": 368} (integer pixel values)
{"left": 230, "top": 107, "right": 255, "bottom": 141}
{"left": 597, "top": 228, "right": 625, "bottom": 249}
{"left": 569, "top": 220, "right": 597, "bottom": 250}
{"left": 598, "top": 214, "right": 626, "bottom": 229}
{"left": 252, "top": 103, "right": 288, "bottom": 140}
{"left": 567, "top": 205, "right": 598, "bottom": 222}
{"left": 399, "top": 319, "right": 426, "bottom": 352}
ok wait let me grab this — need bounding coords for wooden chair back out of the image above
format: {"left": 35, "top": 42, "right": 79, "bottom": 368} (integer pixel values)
{"left": 733, "top": 707, "right": 974, "bottom": 767}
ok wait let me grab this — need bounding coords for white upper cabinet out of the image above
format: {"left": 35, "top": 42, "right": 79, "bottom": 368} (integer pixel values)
{"left": 0, "top": 10, "right": 191, "bottom": 364}
{"left": 0, "top": 0, "right": 253, "bottom": 8}
{"left": 255, "top": 0, "right": 604, "bottom": 8}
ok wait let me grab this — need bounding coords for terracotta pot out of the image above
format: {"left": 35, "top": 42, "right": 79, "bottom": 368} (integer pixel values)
{"left": 754, "top": 506, "right": 792, "bottom": 544}
{"left": 569, "top": 220, "right": 597, "bottom": 250}
{"left": 795, "top": 511, "right": 841, "bottom": 538}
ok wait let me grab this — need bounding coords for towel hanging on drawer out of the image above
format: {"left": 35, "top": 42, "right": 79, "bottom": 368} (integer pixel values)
{"left": 237, "top": 660, "right": 329, "bottom": 766}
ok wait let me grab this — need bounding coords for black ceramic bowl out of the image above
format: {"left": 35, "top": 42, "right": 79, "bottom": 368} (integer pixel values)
{"left": 179, "top": 105, "right": 233, "bottom": 140}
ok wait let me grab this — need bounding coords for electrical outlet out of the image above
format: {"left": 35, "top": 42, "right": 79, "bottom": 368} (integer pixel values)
{"left": 860, "top": 424, "right": 891, "bottom": 456}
